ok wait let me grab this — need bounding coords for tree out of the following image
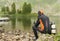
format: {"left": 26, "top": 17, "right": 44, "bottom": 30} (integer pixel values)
{"left": 17, "top": 9, "right": 21, "bottom": 14}
{"left": 6, "top": 6, "right": 9, "bottom": 12}
{"left": 11, "top": 2, "right": 16, "bottom": 14}
{"left": 1, "top": 6, "right": 9, "bottom": 17}
{"left": 27, "top": 3, "right": 32, "bottom": 13}
{"left": 22, "top": 2, "right": 27, "bottom": 14}
{"left": 11, "top": 2, "right": 16, "bottom": 30}
{"left": 1, "top": 7, "right": 5, "bottom": 14}
{"left": 22, "top": 2, "right": 32, "bottom": 14}
{"left": 5, "top": 6, "right": 9, "bottom": 15}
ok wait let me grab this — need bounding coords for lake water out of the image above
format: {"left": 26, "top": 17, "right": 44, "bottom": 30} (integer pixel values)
{"left": 2, "top": 15, "right": 60, "bottom": 34}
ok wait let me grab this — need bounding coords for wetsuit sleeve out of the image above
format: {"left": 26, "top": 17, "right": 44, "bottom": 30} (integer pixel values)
{"left": 34, "top": 19, "right": 40, "bottom": 28}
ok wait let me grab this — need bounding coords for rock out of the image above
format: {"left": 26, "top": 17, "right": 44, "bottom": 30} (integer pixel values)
{"left": 0, "top": 29, "right": 54, "bottom": 41}
{"left": 0, "top": 39, "right": 4, "bottom": 41}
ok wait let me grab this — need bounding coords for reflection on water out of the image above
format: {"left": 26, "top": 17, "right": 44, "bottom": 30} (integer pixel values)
{"left": 17, "top": 16, "right": 35, "bottom": 32}
{"left": 22, "top": 17, "right": 31, "bottom": 31}
{"left": 17, "top": 15, "right": 60, "bottom": 33}
{"left": 22, "top": 18, "right": 31, "bottom": 27}
{"left": 2, "top": 15, "right": 60, "bottom": 33}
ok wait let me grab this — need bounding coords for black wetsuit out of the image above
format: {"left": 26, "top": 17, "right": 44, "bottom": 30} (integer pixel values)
{"left": 33, "top": 14, "right": 51, "bottom": 40}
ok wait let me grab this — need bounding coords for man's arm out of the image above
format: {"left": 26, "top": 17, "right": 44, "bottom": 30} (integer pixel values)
{"left": 34, "top": 19, "right": 40, "bottom": 28}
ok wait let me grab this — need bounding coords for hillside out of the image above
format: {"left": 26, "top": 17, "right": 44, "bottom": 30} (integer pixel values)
{"left": 0, "top": 0, "right": 60, "bottom": 13}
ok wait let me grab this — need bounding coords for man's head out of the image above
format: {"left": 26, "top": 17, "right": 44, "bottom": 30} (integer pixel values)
{"left": 38, "top": 9, "right": 44, "bottom": 16}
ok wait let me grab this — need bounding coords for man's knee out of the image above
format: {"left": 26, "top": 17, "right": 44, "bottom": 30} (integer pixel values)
{"left": 33, "top": 27, "right": 35, "bottom": 31}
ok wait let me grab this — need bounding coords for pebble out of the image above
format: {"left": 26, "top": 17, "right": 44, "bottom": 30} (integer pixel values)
{"left": 0, "top": 29, "right": 54, "bottom": 41}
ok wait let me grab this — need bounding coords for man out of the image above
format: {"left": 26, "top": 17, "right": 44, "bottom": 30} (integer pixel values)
{"left": 33, "top": 10, "right": 51, "bottom": 41}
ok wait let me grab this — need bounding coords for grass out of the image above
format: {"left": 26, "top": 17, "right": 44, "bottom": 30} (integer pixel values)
{"left": 54, "top": 34, "right": 60, "bottom": 41}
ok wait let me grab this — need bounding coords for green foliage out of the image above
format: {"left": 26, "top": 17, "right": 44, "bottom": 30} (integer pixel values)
{"left": 11, "top": 2, "right": 16, "bottom": 14}
{"left": 22, "top": 2, "right": 27, "bottom": 14}
{"left": 54, "top": 35, "right": 60, "bottom": 41}
{"left": 27, "top": 3, "right": 32, "bottom": 13}
{"left": 17, "top": 9, "right": 21, "bottom": 14}
{"left": 5, "top": 6, "right": 9, "bottom": 14}
{"left": 22, "top": 2, "right": 32, "bottom": 14}
{"left": 11, "top": 2, "right": 16, "bottom": 30}
{"left": 6, "top": 6, "right": 9, "bottom": 12}
{"left": 1, "top": 6, "right": 9, "bottom": 15}
{"left": 1, "top": 7, "right": 5, "bottom": 12}
{"left": 1, "top": 7, "right": 5, "bottom": 14}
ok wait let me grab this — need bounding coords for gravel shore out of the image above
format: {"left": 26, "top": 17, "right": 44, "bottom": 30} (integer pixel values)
{"left": 0, "top": 29, "right": 54, "bottom": 41}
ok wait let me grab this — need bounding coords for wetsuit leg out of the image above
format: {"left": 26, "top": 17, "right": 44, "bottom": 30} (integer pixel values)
{"left": 33, "top": 27, "right": 38, "bottom": 39}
